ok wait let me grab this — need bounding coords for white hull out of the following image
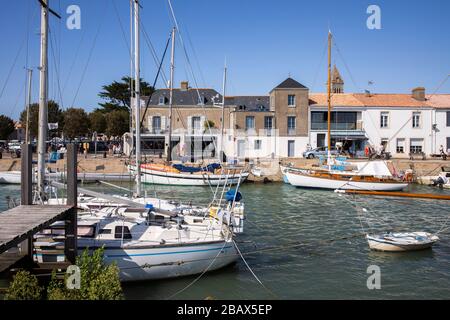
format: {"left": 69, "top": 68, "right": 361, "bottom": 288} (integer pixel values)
{"left": 137, "top": 167, "right": 249, "bottom": 186}
{"left": 284, "top": 171, "right": 408, "bottom": 191}
{"left": 0, "top": 171, "right": 132, "bottom": 184}
{"left": 367, "top": 233, "right": 439, "bottom": 252}
{"left": 36, "top": 240, "right": 238, "bottom": 282}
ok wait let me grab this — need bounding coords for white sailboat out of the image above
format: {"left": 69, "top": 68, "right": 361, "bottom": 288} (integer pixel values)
{"left": 366, "top": 232, "right": 439, "bottom": 252}
{"left": 33, "top": 1, "right": 244, "bottom": 282}
{"left": 283, "top": 32, "right": 408, "bottom": 192}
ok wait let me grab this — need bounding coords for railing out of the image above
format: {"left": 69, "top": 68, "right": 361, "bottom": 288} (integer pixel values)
{"left": 287, "top": 128, "right": 296, "bottom": 136}
{"left": 311, "top": 123, "right": 358, "bottom": 131}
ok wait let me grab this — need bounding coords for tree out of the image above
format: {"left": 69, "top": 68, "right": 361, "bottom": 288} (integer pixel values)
{"left": 47, "top": 247, "right": 123, "bottom": 300}
{"left": 97, "top": 76, "right": 154, "bottom": 113}
{"left": 0, "top": 115, "right": 15, "bottom": 140}
{"left": 4, "top": 270, "right": 43, "bottom": 300}
{"left": 105, "top": 110, "right": 129, "bottom": 137}
{"left": 88, "top": 111, "right": 107, "bottom": 134}
{"left": 19, "top": 100, "right": 64, "bottom": 139}
{"left": 63, "top": 108, "right": 90, "bottom": 139}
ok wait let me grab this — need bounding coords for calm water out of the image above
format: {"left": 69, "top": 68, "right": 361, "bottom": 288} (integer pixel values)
{"left": 1, "top": 182, "right": 450, "bottom": 299}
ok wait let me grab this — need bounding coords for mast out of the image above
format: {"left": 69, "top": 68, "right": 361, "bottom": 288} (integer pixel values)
{"left": 134, "top": 0, "right": 141, "bottom": 197}
{"left": 129, "top": 0, "right": 134, "bottom": 153}
{"left": 220, "top": 60, "right": 227, "bottom": 162}
{"left": 327, "top": 31, "right": 332, "bottom": 166}
{"left": 167, "top": 27, "right": 176, "bottom": 162}
{"left": 25, "top": 68, "right": 33, "bottom": 145}
{"left": 37, "top": 0, "right": 49, "bottom": 195}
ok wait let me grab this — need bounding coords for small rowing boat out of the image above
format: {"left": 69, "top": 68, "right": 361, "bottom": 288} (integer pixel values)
{"left": 366, "top": 232, "right": 439, "bottom": 252}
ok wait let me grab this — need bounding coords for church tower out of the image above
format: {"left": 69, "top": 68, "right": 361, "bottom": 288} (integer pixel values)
{"left": 331, "top": 65, "right": 344, "bottom": 94}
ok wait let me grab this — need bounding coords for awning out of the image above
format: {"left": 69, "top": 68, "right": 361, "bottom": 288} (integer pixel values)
{"left": 331, "top": 134, "right": 368, "bottom": 141}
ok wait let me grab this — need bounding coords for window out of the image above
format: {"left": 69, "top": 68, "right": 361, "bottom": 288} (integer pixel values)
{"left": 245, "top": 116, "right": 255, "bottom": 130}
{"left": 412, "top": 112, "right": 421, "bottom": 128}
{"left": 288, "top": 95, "right": 296, "bottom": 107}
{"left": 380, "top": 112, "right": 389, "bottom": 128}
{"left": 158, "top": 96, "right": 165, "bottom": 105}
{"left": 447, "top": 112, "right": 450, "bottom": 127}
{"left": 410, "top": 138, "right": 423, "bottom": 153}
{"left": 192, "top": 116, "right": 201, "bottom": 130}
{"left": 152, "top": 116, "right": 161, "bottom": 133}
{"left": 114, "top": 226, "right": 132, "bottom": 239}
{"left": 198, "top": 95, "right": 206, "bottom": 105}
{"left": 396, "top": 138, "right": 405, "bottom": 154}
{"left": 254, "top": 140, "right": 262, "bottom": 150}
{"left": 287, "top": 116, "right": 296, "bottom": 135}
{"left": 78, "top": 226, "right": 96, "bottom": 238}
{"left": 264, "top": 116, "right": 273, "bottom": 129}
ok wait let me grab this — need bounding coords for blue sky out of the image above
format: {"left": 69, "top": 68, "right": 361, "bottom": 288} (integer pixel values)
{"left": 1, "top": 0, "right": 449, "bottom": 120}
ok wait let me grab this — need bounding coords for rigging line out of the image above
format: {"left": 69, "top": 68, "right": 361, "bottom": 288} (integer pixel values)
{"left": 184, "top": 25, "right": 207, "bottom": 88}
{"left": 8, "top": 79, "right": 27, "bottom": 119}
{"left": 428, "top": 74, "right": 450, "bottom": 99}
{"left": 311, "top": 36, "right": 329, "bottom": 92}
{"left": 61, "top": 27, "right": 87, "bottom": 95}
{"left": 112, "top": 0, "right": 131, "bottom": 55}
{"left": 70, "top": 0, "right": 110, "bottom": 108}
{"left": 332, "top": 36, "right": 362, "bottom": 93}
{"left": 48, "top": 26, "right": 65, "bottom": 110}
{"left": 140, "top": 31, "right": 172, "bottom": 130}
{"left": 165, "top": 239, "right": 228, "bottom": 300}
{"left": 167, "top": 0, "right": 218, "bottom": 152}
{"left": 0, "top": 34, "right": 27, "bottom": 103}
{"left": 233, "top": 239, "right": 279, "bottom": 299}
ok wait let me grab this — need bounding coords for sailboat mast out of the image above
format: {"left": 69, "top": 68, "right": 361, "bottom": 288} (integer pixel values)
{"left": 327, "top": 31, "right": 332, "bottom": 162}
{"left": 38, "top": 0, "right": 49, "bottom": 195}
{"left": 129, "top": 0, "right": 134, "bottom": 155}
{"left": 220, "top": 60, "right": 227, "bottom": 161}
{"left": 167, "top": 27, "right": 176, "bottom": 162}
{"left": 134, "top": 0, "right": 141, "bottom": 197}
{"left": 25, "top": 68, "right": 33, "bottom": 145}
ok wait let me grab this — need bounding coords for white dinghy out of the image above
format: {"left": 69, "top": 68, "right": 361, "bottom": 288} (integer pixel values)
{"left": 366, "top": 232, "right": 439, "bottom": 252}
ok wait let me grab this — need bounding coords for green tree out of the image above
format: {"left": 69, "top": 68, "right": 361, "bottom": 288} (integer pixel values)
{"left": 19, "top": 100, "right": 64, "bottom": 139}
{"left": 47, "top": 247, "right": 123, "bottom": 300}
{"left": 0, "top": 115, "right": 15, "bottom": 140}
{"left": 105, "top": 110, "right": 129, "bottom": 137}
{"left": 62, "top": 108, "right": 90, "bottom": 139}
{"left": 88, "top": 111, "right": 107, "bottom": 133}
{"left": 97, "top": 76, "right": 154, "bottom": 113}
{"left": 4, "top": 270, "right": 43, "bottom": 300}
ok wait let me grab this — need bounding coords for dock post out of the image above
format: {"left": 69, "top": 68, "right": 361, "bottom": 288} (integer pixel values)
{"left": 65, "top": 144, "right": 78, "bottom": 264}
{"left": 20, "top": 143, "right": 34, "bottom": 259}
{"left": 21, "top": 144, "right": 32, "bottom": 206}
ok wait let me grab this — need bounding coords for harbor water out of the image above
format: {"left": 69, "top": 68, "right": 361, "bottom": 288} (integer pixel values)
{"left": 1, "top": 182, "right": 450, "bottom": 299}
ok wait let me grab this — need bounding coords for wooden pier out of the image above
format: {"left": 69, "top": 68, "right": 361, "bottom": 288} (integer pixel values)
{"left": 0, "top": 144, "right": 78, "bottom": 274}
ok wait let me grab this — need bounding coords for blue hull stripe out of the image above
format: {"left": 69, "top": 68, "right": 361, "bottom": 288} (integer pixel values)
{"left": 35, "top": 245, "right": 234, "bottom": 258}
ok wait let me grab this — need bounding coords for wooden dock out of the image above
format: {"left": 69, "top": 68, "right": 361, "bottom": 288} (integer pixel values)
{"left": 0, "top": 144, "right": 79, "bottom": 274}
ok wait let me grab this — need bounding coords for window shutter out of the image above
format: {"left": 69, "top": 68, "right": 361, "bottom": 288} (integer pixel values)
{"left": 161, "top": 116, "right": 167, "bottom": 132}
{"left": 148, "top": 116, "right": 153, "bottom": 133}
{"left": 201, "top": 116, "right": 206, "bottom": 131}
{"left": 187, "top": 116, "right": 192, "bottom": 133}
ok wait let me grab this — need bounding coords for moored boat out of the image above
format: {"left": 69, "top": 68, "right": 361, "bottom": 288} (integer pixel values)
{"left": 366, "top": 232, "right": 439, "bottom": 252}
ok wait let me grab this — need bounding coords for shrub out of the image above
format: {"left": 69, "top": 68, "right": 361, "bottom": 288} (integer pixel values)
{"left": 4, "top": 270, "right": 43, "bottom": 300}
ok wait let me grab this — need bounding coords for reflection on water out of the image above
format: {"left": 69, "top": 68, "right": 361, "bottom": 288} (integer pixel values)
{"left": 1, "top": 182, "right": 450, "bottom": 299}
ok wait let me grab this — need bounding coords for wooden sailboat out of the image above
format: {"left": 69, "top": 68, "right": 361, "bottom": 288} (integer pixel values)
{"left": 283, "top": 31, "right": 408, "bottom": 191}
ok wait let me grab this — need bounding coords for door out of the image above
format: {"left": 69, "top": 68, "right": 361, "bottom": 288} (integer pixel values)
{"left": 317, "top": 134, "right": 326, "bottom": 148}
{"left": 288, "top": 140, "right": 295, "bottom": 157}
{"left": 237, "top": 140, "right": 245, "bottom": 158}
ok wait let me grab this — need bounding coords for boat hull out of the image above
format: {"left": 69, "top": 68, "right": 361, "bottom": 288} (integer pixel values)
{"left": 284, "top": 171, "right": 407, "bottom": 191}
{"left": 138, "top": 167, "right": 248, "bottom": 186}
{"left": 366, "top": 233, "right": 438, "bottom": 252}
{"left": 36, "top": 240, "right": 238, "bottom": 282}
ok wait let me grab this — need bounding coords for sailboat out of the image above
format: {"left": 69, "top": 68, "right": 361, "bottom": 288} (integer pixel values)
{"left": 128, "top": 27, "right": 248, "bottom": 186}
{"left": 33, "top": 1, "right": 244, "bottom": 281}
{"left": 283, "top": 31, "right": 408, "bottom": 192}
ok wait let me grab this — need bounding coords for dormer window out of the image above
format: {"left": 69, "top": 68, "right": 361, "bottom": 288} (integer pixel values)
{"left": 198, "top": 95, "right": 206, "bottom": 105}
{"left": 158, "top": 96, "right": 165, "bottom": 105}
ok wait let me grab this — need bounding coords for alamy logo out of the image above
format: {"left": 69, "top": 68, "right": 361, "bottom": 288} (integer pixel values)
{"left": 66, "top": 5, "right": 81, "bottom": 30}
{"left": 66, "top": 265, "right": 81, "bottom": 289}
{"left": 366, "top": 5, "right": 382, "bottom": 30}
{"left": 366, "top": 265, "right": 381, "bottom": 290}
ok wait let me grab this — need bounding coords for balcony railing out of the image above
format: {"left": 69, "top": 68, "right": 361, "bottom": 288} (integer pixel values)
{"left": 288, "top": 128, "right": 296, "bottom": 136}
{"left": 311, "top": 123, "right": 359, "bottom": 131}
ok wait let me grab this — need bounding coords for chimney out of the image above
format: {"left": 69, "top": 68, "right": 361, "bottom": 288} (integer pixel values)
{"left": 180, "top": 81, "right": 189, "bottom": 91}
{"left": 412, "top": 87, "right": 426, "bottom": 101}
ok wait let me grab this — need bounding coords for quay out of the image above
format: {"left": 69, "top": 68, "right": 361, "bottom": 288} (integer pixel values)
{"left": 0, "top": 144, "right": 78, "bottom": 274}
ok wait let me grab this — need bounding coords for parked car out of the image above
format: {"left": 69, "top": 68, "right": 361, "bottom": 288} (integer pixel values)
{"left": 8, "top": 141, "right": 21, "bottom": 151}
{"left": 303, "top": 146, "right": 339, "bottom": 159}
